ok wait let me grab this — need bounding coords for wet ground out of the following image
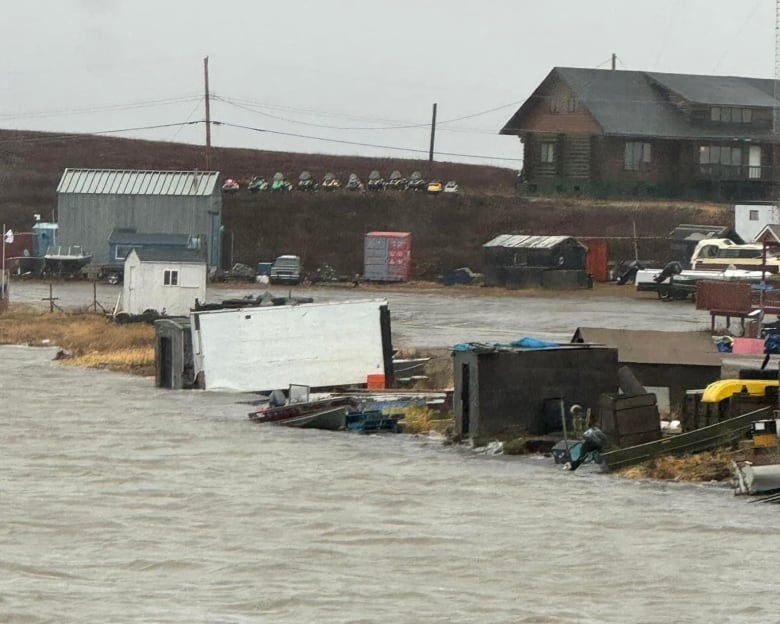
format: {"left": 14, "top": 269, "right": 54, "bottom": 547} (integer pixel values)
{"left": 6, "top": 279, "right": 713, "bottom": 348}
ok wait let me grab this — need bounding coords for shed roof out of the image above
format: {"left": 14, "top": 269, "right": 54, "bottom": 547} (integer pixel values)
{"left": 501, "top": 67, "right": 779, "bottom": 140}
{"left": 571, "top": 327, "right": 721, "bottom": 367}
{"left": 130, "top": 246, "right": 207, "bottom": 264}
{"left": 666, "top": 224, "right": 741, "bottom": 244}
{"left": 57, "top": 169, "right": 220, "bottom": 196}
{"left": 754, "top": 224, "right": 780, "bottom": 246}
{"left": 483, "top": 234, "right": 585, "bottom": 249}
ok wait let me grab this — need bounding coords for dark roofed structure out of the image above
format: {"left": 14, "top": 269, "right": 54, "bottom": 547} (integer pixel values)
{"left": 571, "top": 327, "right": 722, "bottom": 414}
{"left": 666, "top": 224, "right": 743, "bottom": 264}
{"left": 501, "top": 67, "right": 780, "bottom": 201}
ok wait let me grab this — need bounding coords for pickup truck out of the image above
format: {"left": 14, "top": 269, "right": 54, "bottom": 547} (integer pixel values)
{"left": 270, "top": 255, "right": 302, "bottom": 285}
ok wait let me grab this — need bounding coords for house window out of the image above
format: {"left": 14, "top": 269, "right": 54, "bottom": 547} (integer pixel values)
{"left": 624, "top": 142, "right": 651, "bottom": 170}
{"left": 699, "top": 145, "right": 742, "bottom": 166}
{"left": 749, "top": 209, "right": 759, "bottom": 221}
{"left": 566, "top": 97, "right": 578, "bottom": 113}
{"left": 164, "top": 270, "right": 179, "bottom": 286}
{"left": 540, "top": 142, "right": 556, "bottom": 163}
{"left": 710, "top": 107, "right": 752, "bottom": 123}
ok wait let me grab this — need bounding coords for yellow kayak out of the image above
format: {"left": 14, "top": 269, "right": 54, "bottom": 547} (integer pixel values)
{"left": 701, "top": 379, "right": 778, "bottom": 403}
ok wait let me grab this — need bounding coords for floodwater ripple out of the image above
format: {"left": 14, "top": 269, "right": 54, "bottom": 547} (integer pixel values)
{"left": 0, "top": 346, "right": 777, "bottom": 623}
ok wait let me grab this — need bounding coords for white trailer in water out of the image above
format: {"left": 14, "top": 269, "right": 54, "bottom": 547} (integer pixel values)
{"left": 190, "top": 298, "right": 391, "bottom": 392}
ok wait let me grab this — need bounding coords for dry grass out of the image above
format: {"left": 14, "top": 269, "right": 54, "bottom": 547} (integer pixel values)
{"left": 617, "top": 448, "right": 734, "bottom": 482}
{"left": 0, "top": 305, "right": 155, "bottom": 374}
{"left": 401, "top": 405, "right": 453, "bottom": 435}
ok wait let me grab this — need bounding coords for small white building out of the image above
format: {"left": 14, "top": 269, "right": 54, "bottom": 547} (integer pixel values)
{"left": 122, "top": 247, "right": 207, "bottom": 316}
{"left": 735, "top": 203, "right": 780, "bottom": 242}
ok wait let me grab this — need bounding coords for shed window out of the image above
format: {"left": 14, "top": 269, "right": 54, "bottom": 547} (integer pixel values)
{"left": 749, "top": 209, "right": 759, "bottom": 221}
{"left": 114, "top": 245, "right": 134, "bottom": 260}
{"left": 624, "top": 142, "right": 651, "bottom": 170}
{"left": 164, "top": 269, "right": 179, "bottom": 286}
{"left": 540, "top": 143, "right": 555, "bottom": 163}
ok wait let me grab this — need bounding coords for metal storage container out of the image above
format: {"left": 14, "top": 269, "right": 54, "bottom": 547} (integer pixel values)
{"left": 364, "top": 231, "right": 412, "bottom": 282}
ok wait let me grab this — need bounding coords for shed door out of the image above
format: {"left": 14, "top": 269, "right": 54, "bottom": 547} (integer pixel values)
{"left": 127, "top": 266, "right": 136, "bottom": 312}
{"left": 460, "top": 363, "right": 471, "bottom": 436}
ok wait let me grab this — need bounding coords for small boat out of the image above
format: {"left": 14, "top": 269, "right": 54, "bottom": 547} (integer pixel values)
{"left": 392, "top": 357, "right": 430, "bottom": 377}
{"left": 248, "top": 396, "right": 358, "bottom": 430}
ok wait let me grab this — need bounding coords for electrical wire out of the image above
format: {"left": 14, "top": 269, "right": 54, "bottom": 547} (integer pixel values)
{"left": 213, "top": 120, "right": 522, "bottom": 162}
{"left": 0, "top": 95, "right": 202, "bottom": 122}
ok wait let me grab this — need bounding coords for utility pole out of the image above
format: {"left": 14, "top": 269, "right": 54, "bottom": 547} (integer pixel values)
{"left": 204, "top": 56, "right": 212, "bottom": 169}
{"left": 428, "top": 103, "right": 437, "bottom": 162}
{"left": 611, "top": 53, "right": 616, "bottom": 71}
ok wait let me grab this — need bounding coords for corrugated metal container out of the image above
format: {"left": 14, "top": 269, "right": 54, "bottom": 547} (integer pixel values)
{"left": 583, "top": 239, "right": 609, "bottom": 282}
{"left": 364, "top": 232, "right": 412, "bottom": 282}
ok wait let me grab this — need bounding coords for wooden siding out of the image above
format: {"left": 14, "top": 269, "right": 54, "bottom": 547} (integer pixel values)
{"left": 515, "top": 75, "right": 601, "bottom": 136}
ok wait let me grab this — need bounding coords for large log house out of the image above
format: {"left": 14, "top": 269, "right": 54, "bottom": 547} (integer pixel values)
{"left": 501, "top": 67, "right": 780, "bottom": 201}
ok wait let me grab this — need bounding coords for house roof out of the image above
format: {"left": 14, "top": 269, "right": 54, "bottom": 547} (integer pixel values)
{"left": 109, "top": 230, "right": 193, "bottom": 246}
{"left": 501, "top": 67, "right": 779, "bottom": 140}
{"left": 131, "top": 246, "right": 207, "bottom": 264}
{"left": 666, "top": 224, "right": 742, "bottom": 244}
{"left": 754, "top": 224, "right": 780, "bottom": 246}
{"left": 483, "top": 234, "right": 585, "bottom": 250}
{"left": 571, "top": 327, "right": 721, "bottom": 367}
{"left": 57, "top": 169, "right": 220, "bottom": 196}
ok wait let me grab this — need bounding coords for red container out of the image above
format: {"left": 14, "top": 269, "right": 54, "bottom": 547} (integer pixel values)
{"left": 583, "top": 239, "right": 608, "bottom": 282}
{"left": 364, "top": 231, "right": 412, "bottom": 282}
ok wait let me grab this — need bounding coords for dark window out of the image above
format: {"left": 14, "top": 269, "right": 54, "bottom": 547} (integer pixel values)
{"left": 624, "top": 142, "right": 651, "bottom": 170}
{"left": 710, "top": 106, "right": 752, "bottom": 123}
{"left": 164, "top": 269, "right": 179, "bottom": 286}
{"left": 540, "top": 143, "right": 555, "bottom": 163}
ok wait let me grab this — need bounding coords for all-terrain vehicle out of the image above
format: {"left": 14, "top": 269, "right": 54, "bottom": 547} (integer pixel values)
{"left": 345, "top": 173, "right": 364, "bottom": 191}
{"left": 367, "top": 170, "right": 385, "bottom": 191}
{"left": 406, "top": 170, "right": 426, "bottom": 191}
{"left": 247, "top": 176, "right": 268, "bottom": 192}
{"left": 271, "top": 172, "right": 293, "bottom": 192}
{"left": 322, "top": 172, "right": 341, "bottom": 191}
{"left": 387, "top": 170, "right": 406, "bottom": 190}
{"left": 443, "top": 180, "right": 459, "bottom": 193}
{"left": 221, "top": 178, "right": 240, "bottom": 193}
{"left": 297, "top": 171, "right": 318, "bottom": 192}
{"left": 426, "top": 180, "right": 443, "bottom": 194}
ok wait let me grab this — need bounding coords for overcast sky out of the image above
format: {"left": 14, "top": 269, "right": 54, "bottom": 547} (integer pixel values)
{"left": 0, "top": 0, "right": 773, "bottom": 169}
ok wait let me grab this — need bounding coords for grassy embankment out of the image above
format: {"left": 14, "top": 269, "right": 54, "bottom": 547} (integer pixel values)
{"left": 0, "top": 305, "right": 155, "bottom": 375}
{"left": 0, "top": 304, "right": 733, "bottom": 481}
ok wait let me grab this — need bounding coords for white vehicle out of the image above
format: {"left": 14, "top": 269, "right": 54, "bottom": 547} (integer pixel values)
{"left": 270, "top": 255, "right": 302, "bottom": 285}
{"left": 689, "top": 238, "right": 780, "bottom": 272}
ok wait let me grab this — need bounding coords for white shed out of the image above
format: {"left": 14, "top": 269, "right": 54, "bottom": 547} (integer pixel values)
{"left": 735, "top": 203, "right": 780, "bottom": 242}
{"left": 122, "top": 247, "right": 207, "bottom": 316}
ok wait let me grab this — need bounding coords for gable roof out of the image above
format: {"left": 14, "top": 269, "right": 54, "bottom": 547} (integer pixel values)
{"left": 501, "top": 67, "right": 779, "bottom": 141}
{"left": 571, "top": 327, "right": 721, "bottom": 367}
{"left": 483, "top": 234, "right": 585, "bottom": 250}
{"left": 130, "top": 246, "right": 207, "bottom": 264}
{"left": 666, "top": 224, "right": 742, "bottom": 244}
{"left": 57, "top": 169, "right": 220, "bottom": 196}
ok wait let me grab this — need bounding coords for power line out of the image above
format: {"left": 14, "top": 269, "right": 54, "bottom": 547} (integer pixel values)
{"left": 214, "top": 120, "right": 522, "bottom": 162}
{"left": 0, "top": 95, "right": 202, "bottom": 122}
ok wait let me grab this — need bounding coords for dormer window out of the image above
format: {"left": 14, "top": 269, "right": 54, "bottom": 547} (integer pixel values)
{"left": 711, "top": 106, "right": 752, "bottom": 123}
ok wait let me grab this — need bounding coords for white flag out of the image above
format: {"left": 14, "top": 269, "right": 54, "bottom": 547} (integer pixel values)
{"left": 3, "top": 229, "right": 13, "bottom": 244}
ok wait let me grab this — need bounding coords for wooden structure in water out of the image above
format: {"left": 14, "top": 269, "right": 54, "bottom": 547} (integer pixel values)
{"left": 600, "top": 406, "right": 772, "bottom": 472}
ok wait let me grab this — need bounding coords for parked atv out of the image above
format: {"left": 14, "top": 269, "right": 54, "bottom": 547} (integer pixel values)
{"left": 406, "top": 170, "right": 426, "bottom": 191}
{"left": 322, "top": 172, "right": 341, "bottom": 191}
{"left": 271, "top": 172, "right": 293, "bottom": 192}
{"left": 387, "top": 170, "right": 406, "bottom": 190}
{"left": 222, "top": 178, "right": 240, "bottom": 193}
{"left": 345, "top": 173, "right": 364, "bottom": 191}
{"left": 247, "top": 176, "right": 268, "bottom": 192}
{"left": 443, "top": 180, "right": 459, "bottom": 193}
{"left": 426, "top": 180, "right": 443, "bottom": 195}
{"left": 297, "top": 171, "right": 318, "bottom": 192}
{"left": 367, "top": 170, "right": 385, "bottom": 191}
